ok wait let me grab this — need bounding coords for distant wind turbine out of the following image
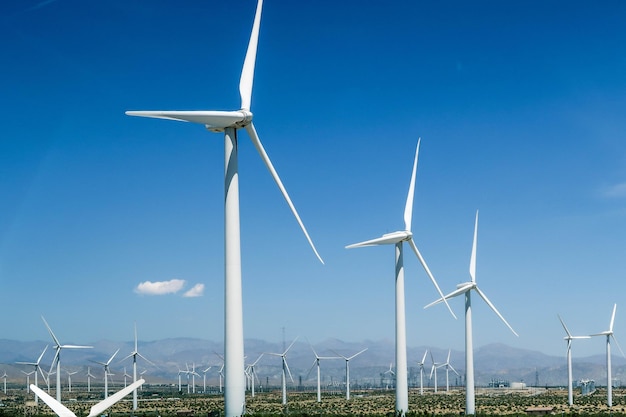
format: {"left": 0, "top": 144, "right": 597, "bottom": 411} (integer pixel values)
{"left": 42, "top": 316, "right": 93, "bottom": 402}
{"left": 266, "top": 338, "right": 298, "bottom": 405}
{"left": 23, "top": 370, "right": 35, "bottom": 392}
{"left": 86, "top": 367, "right": 96, "bottom": 393}
{"left": 425, "top": 211, "right": 518, "bottom": 414}
{"left": 125, "top": 1, "right": 323, "bottom": 414}
{"left": 306, "top": 345, "right": 339, "bottom": 402}
{"left": 16, "top": 344, "right": 48, "bottom": 403}
{"left": 590, "top": 303, "right": 625, "bottom": 407}
{"left": 332, "top": 348, "right": 367, "bottom": 401}
{"left": 91, "top": 348, "right": 119, "bottom": 399}
{"left": 417, "top": 350, "right": 428, "bottom": 395}
{"left": 439, "top": 350, "right": 459, "bottom": 392}
{"left": 2, "top": 370, "right": 7, "bottom": 394}
{"left": 429, "top": 351, "right": 441, "bottom": 393}
{"left": 558, "top": 314, "right": 590, "bottom": 406}
{"left": 202, "top": 366, "right": 212, "bottom": 394}
{"left": 346, "top": 139, "right": 455, "bottom": 416}
{"left": 31, "top": 378, "right": 145, "bottom": 417}
{"left": 246, "top": 354, "right": 263, "bottom": 398}
{"left": 121, "top": 323, "right": 154, "bottom": 410}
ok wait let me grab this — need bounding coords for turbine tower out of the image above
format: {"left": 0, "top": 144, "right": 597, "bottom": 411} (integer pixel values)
{"left": 346, "top": 139, "right": 455, "bottom": 416}
{"left": 307, "top": 344, "right": 339, "bottom": 402}
{"left": 91, "top": 348, "right": 119, "bottom": 399}
{"left": 16, "top": 345, "right": 48, "bottom": 403}
{"left": 42, "top": 316, "right": 93, "bottom": 402}
{"left": 266, "top": 338, "right": 298, "bottom": 406}
{"left": 125, "top": 2, "right": 323, "bottom": 415}
{"left": 425, "top": 211, "right": 518, "bottom": 415}
{"left": 121, "top": 323, "right": 153, "bottom": 410}
{"left": 333, "top": 348, "right": 367, "bottom": 401}
{"left": 558, "top": 314, "right": 590, "bottom": 406}
{"left": 590, "top": 303, "right": 624, "bottom": 407}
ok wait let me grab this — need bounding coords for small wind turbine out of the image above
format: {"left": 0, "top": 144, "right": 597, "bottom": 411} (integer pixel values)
{"left": 121, "top": 323, "right": 154, "bottom": 410}
{"left": 346, "top": 139, "right": 455, "bottom": 416}
{"left": 246, "top": 354, "right": 263, "bottom": 398}
{"left": 2, "top": 370, "right": 7, "bottom": 394}
{"left": 122, "top": 367, "right": 131, "bottom": 388}
{"left": 306, "top": 345, "right": 339, "bottom": 402}
{"left": 86, "top": 367, "right": 96, "bottom": 393}
{"left": 429, "top": 352, "right": 441, "bottom": 393}
{"left": 23, "top": 370, "right": 35, "bottom": 392}
{"left": 16, "top": 344, "right": 48, "bottom": 403}
{"left": 202, "top": 366, "right": 212, "bottom": 394}
{"left": 417, "top": 350, "right": 428, "bottom": 395}
{"left": 590, "top": 303, "right": 625, "bottom": 407}
{"left": 332, "top": 348, "right": 367, "bottom": 401}
{"left": 91, "top": 348, "right": 119, "bottom": 399}
{"left": 125, "top": 1, "right": 323, "bottom": 414}
{"left": 384, "top": 363, "right": 395, "bottom": 390}
{"left": 266, "top": 338, "right": 298, "bottom": 405}
{"left": 31, "top": 378, "right": 145, "bottom": 417}
{"left": 558, "top": 314, "right": 590, "bottom": 406}
{"left": 439, "top": 350, "right": 459, "bottom": 392}
{"left": 42, "top": 316, "right": 93, "bottom": 402}
{"left": 425, "top": 211, "right": 518, "bottom": 414}
{"left": 65, "top": 370, "right": 78, "bottom": 393}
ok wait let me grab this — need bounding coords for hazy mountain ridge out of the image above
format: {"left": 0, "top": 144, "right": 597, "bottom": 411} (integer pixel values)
{"left": 1, "top": 338, "right": 625, "bottom": 387}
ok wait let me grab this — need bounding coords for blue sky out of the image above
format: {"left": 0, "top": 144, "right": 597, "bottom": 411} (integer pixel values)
{"left": 1, "top": 0, "right": 625, "bottom": 360}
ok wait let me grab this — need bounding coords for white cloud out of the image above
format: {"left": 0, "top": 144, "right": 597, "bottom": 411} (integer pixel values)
{"left": 602, "top": 182, "right": 626, "bottom": 198}
{"left": 135, "top": 279, "right": 186, "bottom": 296}
{"left": 183, "top": 283, "right": 205, "bottom": 298}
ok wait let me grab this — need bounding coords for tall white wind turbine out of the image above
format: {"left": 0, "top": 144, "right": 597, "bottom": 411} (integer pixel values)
{"left": 307, "top": 345, "right": 339, "bottom": 402}
{"left": 266, "top": 338, "right": 298, "bottom": 406}
{"left": 440, "top": 350, "right": 459, "bottom": 392}
{"left": 590, "top": 303, "right": 625, "bottom": 407}
{"left": 121, "top": 323, "right": 154, "bottom": 411}
{"left": 16, "top": 344, "right": 48, "bottom": 403}
{"left": 333, "top": 348, "right": 367, "bottom": 401}
{"left": 558, "top": 314, "right": 590, "bottom": 406}
{"left": 346, "top": 139, "right": 454, "bottom": 415}
{"left": 425, "top": 211, "right": 518, "bottom": 415}
{"left": 2, "top": 371, "right": 7, "bottom": 394}
{"left": 246, "top": 354, "right": 263, "bottom": 398}
{"left": 92, "top": 348, "right": 119, "bottom": 399}
{"left": 417, "top": 350, "right": 428, "bottom": 395}
{"left": 31, "top": 378, "right": 145, "bottom": 417}
{"left": 125, "top": 2, "right": 322, "bottom": 415}
{"left": 42, "top": 316, "right": 93, "bottom": 402}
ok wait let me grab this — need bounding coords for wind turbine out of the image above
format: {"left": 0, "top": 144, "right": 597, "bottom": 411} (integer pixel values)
{"left": 31, "top": 378, "right": 145, "bottom": 417}
{"left": 91, "top": 348, "right": 119, "bottom": 399}
{"left": 42, "top": 316, "right": 93, "bottom": 402}
{"left": 23, "top": 370, "right": 35, "bottom": 392}
{"left": 558, "top": 314, "right": 590, "bottom": 406}
{"left": 86, "top": 367, "right": 96, "bottom": 393}
{"left": 202, "top": 366, "right": 212, "bottom": 394}
{"left": 384, "top": 363, "right": 395, "bottom": 390}
{"left": 332, "top": 348, "right": 367, "bottom": 401}
{"left": 65, "top": 370, "right": 77, "bottom": 393}
{"left": 246, "top": 354, "right": 263, "bottom": 398}
{"left": 122, "top": 367, "right": 131, "bottom": 388}
{"left": 16, "top": 344, "right": 48, "bottom": 403}
{"left": 590, "top": 303, "right": 625, "bottom": 407}
{"left": 429, "top": 352, "right": 441, "bottom": 393}
{"left": 121, "top": 323, "right": 154, "bottom": 410}
{"left": 306, "top": 345, "right": 339, "bottom": 402}
{"left": 125, "top": 2, "right": 323, "bottom": 415}
{"left": 425, "top": 211, "right": 518, "bottom": 414}
{"left": 266, "top": 338, "right": 298, "bottom": 405}
{"left": 439, "top": 350, "right": 459, "bottom": 392}
{"left": 417, "top": 350, "right": 428, "bottom": 395}
{"left": 346, "top": 139, "right": 455, "bottom": 416}
{"left": 2, "top": 370, "right": 7, "bottom": 394}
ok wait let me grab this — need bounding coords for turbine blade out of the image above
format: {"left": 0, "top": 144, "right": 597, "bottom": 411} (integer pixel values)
{"left": 125, "top": 110, "right": 248, "bottom": 130}
{"left": 469, "top": 210, "right": 478, "bottom": 282}
{"left": 610, "top": 303, "right": 617, "bottom": 332}
{"left": 449, "top": 364, "right": 460, "bottom": 376}
{"left": 612, "top": 334, "right": 626, "bottom": 358}
{"left": 347, "top": 348, "right": 368, "bottom": 360}
{"left": 424, "top": 284, "right": 471, "bottom": 309}
{"left": 558, "top": 314, "right": 573, "bottom": 338}
{"left": 283, "top": 337, "right": 299, "bottom": 355}
{"left": 245, "top": 122, "right": 324, "bottom": 264}
{"left": 30, "top": 384, "right": 76, "bottom": 417}
{"left": 239, "top": 0, "right": 263, "bottom": 111}
{"left": 37, "top": 345, "right": 49, "bottom": 364}
{"left": 407, "top": 239, "right": 457, "bottom": 319}
{"left": 41, "top": 317, "right": 61, "bottom": 347}
{"left": 403, "top": 139, "right": 420, "bottom": 232}
{"left": 346, "top": 231, "right": 409, "bottom": 248}
{"left": 87, "top": 378, "right": 145, "bottom": 417}
{"left": 474, "top": 286, "right": 518, "bottom": 337}
{"left": 421, "top": 350, "right": 428, "bottom": 364}
{"left": 284, "top": 360, "right": 294, "bottom": 384}
{"left": 107, "top": 349, "right": 120, "bottom": 365}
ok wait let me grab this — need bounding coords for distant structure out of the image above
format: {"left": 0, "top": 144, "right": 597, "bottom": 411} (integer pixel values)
{"left": 489, "top": 378, "right": 510, "bottom": 388}
{"left": 580, "top": 379, "right": 595, "bottom": 395}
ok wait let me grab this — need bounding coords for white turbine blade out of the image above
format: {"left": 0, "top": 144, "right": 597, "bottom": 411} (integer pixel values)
{"left": 41, "top": 317, "right": 61, "bottom": 347}
{"left": 61, "top": 345, "right": 93, "bottom": 349}
{"left": 469, "top": 210, "right": 478, "bottom": 282}
{"left": 87, "top": 378, "right": 145, "bottom": 417}
{"left": 30, "top": 384, "right": 76, "bottom": 417}
{"left": 284, "top": 360, "right": 294, "bottom": 384}
{"left": 244, "top": 122, "right": 324, "bottom": 264}
{"left": 403, "top": 139, "right": 420, "bottom": 232}
{"left": 137, "top": 352, "right": 156, "bottom": 367}
{"left": 424, "top": 284, "right": 472, "bottom": 309}
{"left": 610, "top": 303, "right": 617, "bottom": 332}
{"left": 612, "top": 335, "right": 626, "bottom": 358}
{"left": 49, "top": 349, "right": 60, "bottom": 374}
{"left": 346, "top": 231, "right": 409, "bottom": 248}
{"left": 125, "top": 110, "right": 248, "bottom": 130}
{"left": 347, "top": 348, "right": 368, "bottom": 360}
{"left": 283, "top": 337, "right": 299, "bottom": 355}
{"left": 558, "top": 314, "right": 573, "bottom": 338}
{"left": 239, "top": 0, "right": 263, "bottom": 111}
{"left": 446, "top": 349, "right": 451, "bottom": 363}
{"left": 407, "top": 239, "right": 457, "bottom": 319}
{"left": 421, "top": 350, "right": 428, "bottom": 365}
{"left": 37, "top": 345, "right": 49, "bottom": 364}
{"left": 107, "top": 349, "right": 120, "bottom": 365}
{"left": 449, "top": 364, "right": 460, "bottom": 376}
{"left": 474, "top": 286, "right": 518, "bottom": 337}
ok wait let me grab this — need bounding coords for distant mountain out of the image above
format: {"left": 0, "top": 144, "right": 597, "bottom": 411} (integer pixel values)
{"left": 1, "top": 338, "right": 625, "bottom": 388}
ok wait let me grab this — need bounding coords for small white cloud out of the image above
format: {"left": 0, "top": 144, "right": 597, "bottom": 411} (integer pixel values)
{"left": 135, "top": 279, "right": 186, "bottom": 296}
{"left": 183, "top": 283, "right": 205, "bottom": 298}
{"left": 602, "top": 182, "right": 626, "bottom": 198}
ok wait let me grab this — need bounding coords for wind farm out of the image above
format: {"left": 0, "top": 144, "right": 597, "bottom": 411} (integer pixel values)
{"left": 2, "top": 0, "right": 626, "bottom": 416}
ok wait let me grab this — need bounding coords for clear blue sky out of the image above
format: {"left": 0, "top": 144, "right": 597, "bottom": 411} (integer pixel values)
{"left": 1, "top": 0, "right": 625, "bottom": 359}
